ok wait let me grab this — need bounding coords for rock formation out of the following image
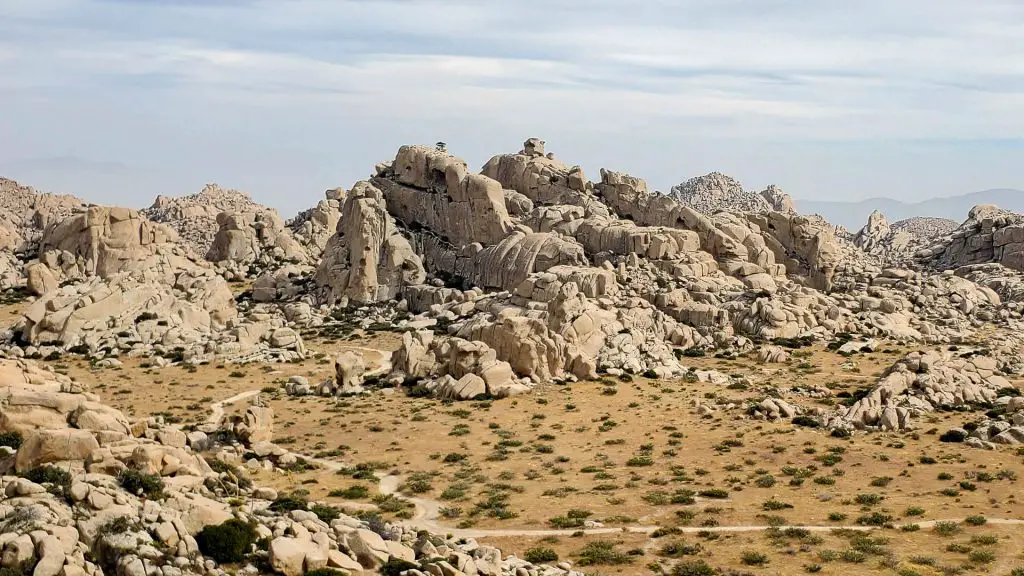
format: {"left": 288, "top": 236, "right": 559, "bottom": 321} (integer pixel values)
{"left": 206, "top": 211, "right": 309, "bottom": 269}
{"left": 667, "top": 172, "right": 795, "bottom": 216}
{"left": 141, "top": 184, "right": 269, "bottom": 257}
{"left": 0, "top": 358, "right": 586, "bottom": 576}
{"left": 917, "top": 204, "right": 1024, "bottom": 271}
{"left": 313, "top": 181, "right": 425, "bottom": 305}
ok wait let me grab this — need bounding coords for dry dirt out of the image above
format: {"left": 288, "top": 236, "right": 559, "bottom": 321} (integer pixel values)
{"left": 32, "top": 330, "right": 1024, "bottom": 576}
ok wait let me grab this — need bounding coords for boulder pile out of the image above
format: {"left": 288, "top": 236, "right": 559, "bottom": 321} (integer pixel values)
{"left": 141, "top": 184, "right": 271, "bottom": 258}
{"left": 666, "top": 172, "right": 796, "bottom": 216}
{"left": 0, "top": 359, "right": 586, "bottom": 576}
{"left": 821, "top": 349, "right": 1016, "bottom": 433}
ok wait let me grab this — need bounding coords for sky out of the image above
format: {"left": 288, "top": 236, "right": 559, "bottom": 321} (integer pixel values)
{"left": 0, "top": 0, "right": 1022, "bottom": 217}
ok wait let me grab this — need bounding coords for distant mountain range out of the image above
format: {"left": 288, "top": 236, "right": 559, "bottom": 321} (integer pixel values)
{"left": 796, "top": 189, "right": 1024, "bottom": 231}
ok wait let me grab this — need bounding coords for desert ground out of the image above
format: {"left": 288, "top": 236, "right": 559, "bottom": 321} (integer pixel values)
{"left": 38, "top": 323, "right": 1024, "bottom": 576}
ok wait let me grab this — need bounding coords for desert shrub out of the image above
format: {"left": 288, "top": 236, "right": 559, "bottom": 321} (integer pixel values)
{"left": 524, "top": 547, "right": 559, "bottom": 563}
{"left": 762, "top": 499, "right": 793, "bottom": 511}
{"left": 20, "top": 465, "right": 73, "bottom": 502}
{"left": 855, "top": 512, "right": 892, "bottom": 527}
{"left": 195, "top": 519, "right": 257, "bottom": 563}
{"left": 964, "top": 515, "right": 987, "bottom": 526}
{"left": 576, "top": 541, "right": 632, "bottom": 566}
{"left": 98, "top": 516, "right": 133, "bottom": 536}
{"left": 328, "top": 485, "right": 369, "bottom": 499}
{"left": 855, "top": 493, "right": 883, "bottom": 506}
{"left": 939, "top": 429, "right": 966, "bottom": 443}
{"left": 791, "top": 416, "right": 820, "bottom": 428}
{"left": 380, "top": 560, "right": 421, "bottom": 576}
{"left": 671, "top": 560, "right": 715, "bottom": 576}
{"left": 0, "top": 431, "right": 22, "bottom": 449}
{"left": 20, "top": 465, "right": 71, "bottom": 487}
{"left": 699, "top": 488, "right": 729, "bottom": 499}
{"left": 311, "top": 504, "right": 342, "bottom": 523}
{"left": 117, "top": 470, "right": 165, "bottom": 499}
{"left": 968, "top": 550, "right": 995, "bottom": 564}
{"left": 207, "top": 459, "right": 252, "bottom": 489}
{"left": 549, "top": 509, "right": 591, "bottom": 529}
{"left": 269, "top": 493, "right": 309, "bottom": 513}
{"left": 660, "top": 541, "right": 703, "bottom": 557}
{"left": 741, "top": 551, "right": 769, "bottom": 566}
{"left": 933, "top": 521, "right": 961, "bottom": 536}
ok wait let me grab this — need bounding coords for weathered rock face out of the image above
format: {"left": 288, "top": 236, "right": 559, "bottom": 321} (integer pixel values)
{"left": 917, "top": 204, "right": 1024, "bottom": 272}
{"left": 20, "top": 254, "right": 237, "bottom": 352}
{"left": 747, "top": 211, "right": 842, "bottom": 292}
{"left": 206, "top": 210, "right": 308, "bottom": 267}
{"left": 853, "top": 210, "right": 957, "bottom": 266}
{"left": 141, "top": 183, "right": 269, "bottom": 257}
{"left": 0, "top": 177, "right": 88, "bottom": 249}
{"left": 287, "top": 188, "right": 345, "bottom": 258}
{"left": 391, "top": 330, "right": 524, "bottom": 398}
{"left": 481, "top": 139, "right": 604, "bottom": 215}
{"left": 313, "top": 181, "right": 426, "bottom": 305}
{"left": 760, "top": 185, "right": 796, "bottom": 214}
{"left": 38, "top": 207, "right": 179, "bottom": 280}
{"left": 379, "top": 145, "right": 517, "bottom": 246}
{"left": 668, "top": 172, "right": 776, "bottom": 215}
{"left": 823, "top": 350, "right": 1012, "bottom": 432}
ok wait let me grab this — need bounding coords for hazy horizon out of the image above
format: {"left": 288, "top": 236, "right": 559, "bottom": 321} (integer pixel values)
{"left": 1, "top": 0, "right": 1022, "bottom": 216}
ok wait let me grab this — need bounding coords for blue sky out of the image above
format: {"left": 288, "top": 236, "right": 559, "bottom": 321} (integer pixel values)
{"left": 1, "top": 0, "right": 1022, "bottom": 216}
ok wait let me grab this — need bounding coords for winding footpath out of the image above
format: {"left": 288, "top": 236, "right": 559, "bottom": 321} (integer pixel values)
{"left": 207, "top": 389, "right": 1024, "bottom": 540}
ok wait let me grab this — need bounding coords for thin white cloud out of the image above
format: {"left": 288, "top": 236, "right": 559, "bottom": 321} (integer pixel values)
{"left": 0, "top": 0, "right": 1022, "bottom": 213}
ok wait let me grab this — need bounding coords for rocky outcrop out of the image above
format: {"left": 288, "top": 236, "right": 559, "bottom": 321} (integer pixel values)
{"left": 917, "top": 204, "right": 1024, "bottom": 271}
{"left": 760, "top": 185, "right": 796, "bottom": 214}
{"left": 481, "top": 138, "right": 606, "bottom": 216}
{"left": 823, "top": 350, "right": 1013, "bottom": 432}
{"left": 141, "top": 184, "right": 269, "bottom": 257}
{"left": 391, "top": 330, "right": 525, "bottom": 398}
{"left": 313, "top": 181, "right": 425, "bottom": 305}
{"left": 853, "top": 211, "right": 957, "bottom": 265}
{"left": 287, "top": 188, "right": 345, "bottom": 258}
{"left": 37, "top": 207, "right": 179, "bottom": 281}
{"left": 0, "top": 177, "right": 88, "bottom": 250}
{"left": 206, "top": 211, "right": 308, "bottom": 268}
{"left": 20, "top": 253, "right": 235, "bottom": 352}
{"left": 667, "top": 172, "right": 784, "bottom": 215}
{"left": 380, "top": 145, "right": 517, "bottom": 246}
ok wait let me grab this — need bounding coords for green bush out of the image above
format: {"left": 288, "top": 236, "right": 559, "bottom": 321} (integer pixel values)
{"left": 311, "top": 504, "right": 342, "bottom": 523}
{"left": 791, "top": 416, "right": 820, "bottom": 428}
{"left": 269, "top": 494, "right": 309, "bottom": 513}
{"left": 328, "top": 485, "right": 369, "bottom": 499}
{"left": 523, "top": 547, "right": 559, "bottom": 563}
{"left": 380, "top": 559, "right": 420, "bottom": 576}
{"left": 20, "top": 465, "right": 73, "bottom": 502}
{"left": 195, "top": 519, "right": 257, "bottom": 563}
{"left": 576, "top": 541, "right": 633, "bottom": 566}
{"left": 21, "top": 465, "right": 71, "bottom": 487}
{"left": 939, "top": 429, "right": 966, "bottom": 443}
{"left": 0, "top": 431, "right": 22, "bottom": 449}
{"left": 741, "top": 551, "right": 769, "bottom": 566}
{"left": 671, "top": 560, "right": 715, "bottom": 576}
{"left": 207, "top": 459, "right": 252, "bottom": 490}
{"left": 117, "top": 470, "right": 165, "bottom": 499}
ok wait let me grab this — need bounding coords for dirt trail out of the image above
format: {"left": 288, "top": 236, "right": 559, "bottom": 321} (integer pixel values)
{"left": 209, "top": 389, "right": 1024, "bottom": 540}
